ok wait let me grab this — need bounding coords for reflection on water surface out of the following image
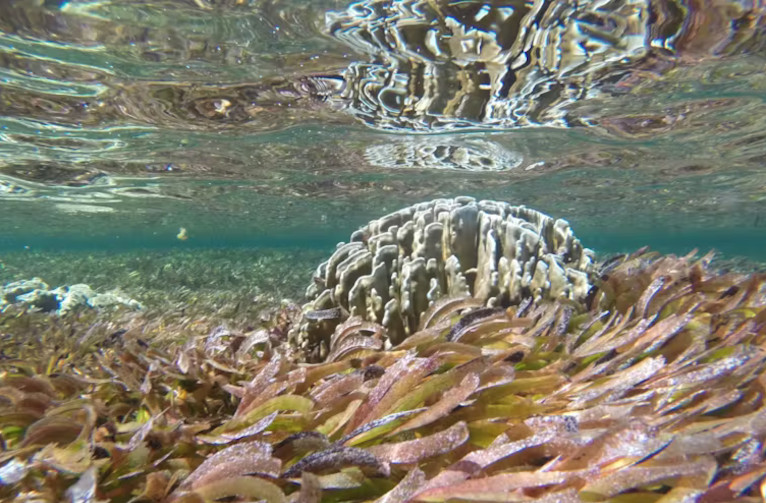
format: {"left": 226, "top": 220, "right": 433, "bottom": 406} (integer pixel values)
{"left": 0, "top": 0, "right": 765, "bottom": 267}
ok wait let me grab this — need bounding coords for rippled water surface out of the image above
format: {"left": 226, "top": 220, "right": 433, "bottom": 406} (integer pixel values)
{"left": 1, "top": 0, "right": 766, "bottom": 273}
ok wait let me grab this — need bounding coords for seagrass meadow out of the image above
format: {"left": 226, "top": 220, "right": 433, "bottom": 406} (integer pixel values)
{"left": 1, "top": 247, "right": 765, "bottom": 502}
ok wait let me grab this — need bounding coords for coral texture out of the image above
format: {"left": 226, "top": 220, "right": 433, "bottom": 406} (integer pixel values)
{"left": 324, "top": 0, "right": 657, "bottom": 131}
{"left": 364, "top": 138, "right": 522, "bottom": 172}
{"left": 293, "top": 197, "right": 594, "bottom": 360}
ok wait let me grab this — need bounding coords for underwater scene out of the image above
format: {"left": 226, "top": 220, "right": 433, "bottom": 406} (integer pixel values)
{"left": 2, "top": 0, "right": 766, "bottom": 501}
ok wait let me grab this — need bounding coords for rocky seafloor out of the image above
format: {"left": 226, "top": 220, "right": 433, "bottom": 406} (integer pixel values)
{"left": 0, "top": 248, "right": 326, "bottom": 319}
{"left": 1, "top": 199, "right": 766, "bottom": 502}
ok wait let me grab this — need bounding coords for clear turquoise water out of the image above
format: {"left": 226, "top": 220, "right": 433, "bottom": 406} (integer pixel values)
{"left": 1, "top": 0, "right": 766, "bottom": 291}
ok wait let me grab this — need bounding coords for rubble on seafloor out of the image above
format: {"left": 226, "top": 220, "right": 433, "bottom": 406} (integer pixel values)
{"left": 0, "top": 277, "right": 143, "bottom": 315}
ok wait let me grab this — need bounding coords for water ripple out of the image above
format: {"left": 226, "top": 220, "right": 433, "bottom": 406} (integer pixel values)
{"left": 0, "top": 0, "right": 765, "bottom": 257}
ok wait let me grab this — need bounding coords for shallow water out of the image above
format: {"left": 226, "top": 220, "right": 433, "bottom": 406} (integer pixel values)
{"left": 1, "top": 0, "right": 766, "bottom": 304}
{"left": 3, "top": 5, "right": 766, "bottom": 500}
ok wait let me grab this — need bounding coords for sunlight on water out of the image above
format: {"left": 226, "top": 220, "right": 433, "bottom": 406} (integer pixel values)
{"left": 0, "top": 0, "right": 765, "bottom": 267}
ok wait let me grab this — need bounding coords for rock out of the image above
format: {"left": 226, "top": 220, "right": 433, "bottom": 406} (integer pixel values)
{"left": 2, "top": 278, "right": 60, "bottom": 312}
{"left": 89, "top": 291, "right": 143, "bottom": 312}
{"left": 53, "top": 284, "right": 94, "bottom": 316}
{"left": 291, "top": 197, "right": 595, "bottom": 361}
{"left": 2, "top": 278, "right": 50, "bottom": 304}
{"left": 0, "top": 279, "right": 143, "bottom": 315}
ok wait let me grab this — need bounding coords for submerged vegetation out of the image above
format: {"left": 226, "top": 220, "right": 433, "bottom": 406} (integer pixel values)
{"left": 0, "top": 248, "right": 324, "bottom": 317}
{"left": 0, "top": 247, "right": 765, "bottom": 501}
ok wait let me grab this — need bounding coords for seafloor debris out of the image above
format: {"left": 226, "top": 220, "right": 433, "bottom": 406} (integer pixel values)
{"left": 292, "top": 197, "right": 594, "bottom": 361}
{"left": 0, "top": 248, "right": 765, "bottom": 502}
{"left": 0, "top": 278, "right": 143, "bottom": 315}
